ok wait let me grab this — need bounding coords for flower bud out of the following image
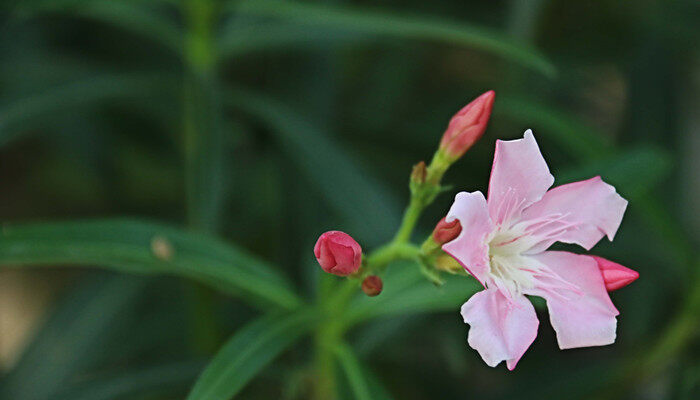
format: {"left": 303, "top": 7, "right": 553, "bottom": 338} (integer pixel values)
{"left": 410, "top": 161, "right": 427, "bottom": 185}
{"left": 314, "top": 231, "right": 362, "bottom": 276}
{"left": 432, "top": 217, "right": 462, "bottom": 245}
{"left": 439, "top": 90, "right": 495, "bottom": 161}
{"left": 361, "top": 275, "right": 383, "bottom": 297}
{"left": 591, "top": 256, "right": 639, "bottom": 291}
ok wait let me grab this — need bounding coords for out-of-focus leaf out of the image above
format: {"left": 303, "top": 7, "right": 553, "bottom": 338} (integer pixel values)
{"left": 53, "top": 361, "right": 204, "bottom": 400}
{"left": 345, "top": 262, "right": 480, "bottom": 324}
{"left": 558, "top": 146, "right": 672, "bottom": 198}
{"left": 334, "top": 342, "right": 394, "bottom": 400}
{"left": 225, "top": 88, "right": 401, "bottom": 246}
{"left": 219, "top": 21, "right": 365, "bottom": 56}
{"left": 0, "top": 275, "right": 147, "bottom": 400}
{"left": 11, "top": 0, "right": 181, "bottom": 51}
{"left": 496, "top": 95, "right": 613, "bottom": 161}
{"left": 0, "top": 73, "right": 174, "bottom": 147}
{"left": 226, "top": 0, "right": 556, "bottom": 76}
{"left": 0, "top": 219, "right": 302, "bottom": 309}
{"left": 186, "top": 310, "right": 318, "bottom": 400}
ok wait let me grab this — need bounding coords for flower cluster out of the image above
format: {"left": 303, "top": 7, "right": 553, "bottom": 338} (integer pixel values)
{"left": 313, "top": 91, "right": 638, "bottom": 369}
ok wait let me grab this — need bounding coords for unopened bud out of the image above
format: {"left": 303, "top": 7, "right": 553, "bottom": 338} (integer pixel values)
{"left": 591, "top": 256, "right": 639, "bottom": 291}
{"left": 361, "top": 275, "right": 383, "bottom": 297}
{"left": 433, "top": 217, "right": 462, "bottom": 245}
{"left": 439, "top": 90, "right": 495, "bottom": 161}
{"left": 314, "top": 231, "right": 362, "bottom": 276}
{"left": 410, "top": 161, "right": 427, "bottom": 185}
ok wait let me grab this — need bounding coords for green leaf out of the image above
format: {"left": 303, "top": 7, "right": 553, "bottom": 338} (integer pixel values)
{"left": 53, "top": 361, "right": 204, "bottom": 400}
{"left": 0, "top": 219, "right": 303, "bottom": 309}
{"left": 219, "top": 21, "right": 365, "bottom": 57}
{"left": 0, "top": 275, "right": 148, "bottom": 400}
{"left": 0, "top": 73, "right": 174, "bottom": 147}
{"left": 225, "top": 88, "right": 401, "bottom": 246}
{"left": 226, "top": 0, "right": 555, "bottom": 76}
{"left": 558, "top": 146, "right": 673, "bottom": 198}
{"left": 333, "top": 342, "right": 394, "bottom": 400}
{"left": 345, "top": 262, "right": 480, "bottom": 325}
{"left": 11, "top": 0, "right": 181, "bottom": 51}
{"left": 186, "top": 310, "right": 318, "bottom": 400}
{"left": 496, "top": 95, "right": 613, "bottom": 161}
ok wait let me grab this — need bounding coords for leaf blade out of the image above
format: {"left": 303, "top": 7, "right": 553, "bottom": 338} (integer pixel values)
{"left": 0, "top": 219, "right": 303, "bottom": 309}
{"left": 226, "top": 0, "right": 555, "bottom": 76}
{"left": 186, "top": 310, "right": 318, "bottom": 400}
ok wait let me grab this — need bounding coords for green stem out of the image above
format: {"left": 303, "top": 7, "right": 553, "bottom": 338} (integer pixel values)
{"left": 182, "top": 0, "right": 222, "bottom": 354}
{"left": 392, "top": 196, "right": 426, "bottom": 244}
{"left": 312, "top": 149, "right": 448, "bottom": 397}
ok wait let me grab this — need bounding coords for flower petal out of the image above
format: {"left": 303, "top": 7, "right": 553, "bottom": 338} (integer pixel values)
{"left": 520, "top": 176, "right": 628, "bottom": 253}
{"left": 529, "top": 251, "right": 619, "bottom": 349}
{"left": 488, "top": 130, "right": 554, "bottom": 226}
{"left": 461, "top": 289, "right": 538, "bottom": 370}
{"left": 442, "top": 191, "right": 494, "bottom": 286}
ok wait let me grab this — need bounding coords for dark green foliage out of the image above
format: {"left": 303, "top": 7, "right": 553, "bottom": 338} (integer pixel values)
{"left": 0, "top": 0, "right": 697, "bottom": 399}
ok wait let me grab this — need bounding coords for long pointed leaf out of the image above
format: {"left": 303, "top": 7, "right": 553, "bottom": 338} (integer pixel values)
{"left": 186, "top": 310, "right": 318, "bottom": 400}
{"left": 225, "top": 89, "right": 401, "bottom": 246}
{"left": 226, "top": 0, "right": 555, "bottom": 76}
{"left": 334, "top": 342, "right": 394, "bottom": 400}
{"left": 0, "top": 73, "right": 174, "bottom": 147}
{"left": 53, "top": 361, "right": 204, "bottom": 400}
{"left": 0, "top": 219, "right": 302, "bottom": 309}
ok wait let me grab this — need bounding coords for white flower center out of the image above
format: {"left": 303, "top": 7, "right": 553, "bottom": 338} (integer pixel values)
{"left": 486, "top": 226, "right": 536, "bottom": 298}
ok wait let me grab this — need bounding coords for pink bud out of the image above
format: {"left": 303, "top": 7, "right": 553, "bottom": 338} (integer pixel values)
{"left": 439, "top": 90, "right": 495, "bottom": 160}
{"left": 591, "top": 256, "right": 639, "bottom": 291}
{"left": 432, "top": 217, "right": 462, "bottom": 245}
{"left": 314, "top": 231, "right": 362, "bottom": 276}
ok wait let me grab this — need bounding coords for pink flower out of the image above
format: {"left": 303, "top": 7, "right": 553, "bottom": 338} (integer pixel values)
{"left": 439, "top": 91, "right": 495, "bottom": 161}
{"left": 442, "top": 130, "right": 635, "bottom": 370}
{"left": 314, "top": 231, "right": 362, "bottom": 276}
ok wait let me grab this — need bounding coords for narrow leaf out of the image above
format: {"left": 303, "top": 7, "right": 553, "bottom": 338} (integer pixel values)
{"left": 0, "top": 73, "right": 174, "bottom": 147}
{"left": 0, "top": 219, "right": 303, "bottom": 309}
{"left": 334, "top": 342, "right": 394, "bottom": 400}
{"left": 11, "top": 0, "right": 181, "bottom": 51}
{"left": 225, "top": 88, "right": 401, "bottom": 246}
{"left": 226, "top": 0, "right": 555, "bottom": 76}
{"left": 346, "top": 262, "right": 480, "bottom": 325}
{"left": 186, "top": 310, "right": 318, "bottom": 400}
{"left": 53, "top": 361, "right": 205, "bottom": 400}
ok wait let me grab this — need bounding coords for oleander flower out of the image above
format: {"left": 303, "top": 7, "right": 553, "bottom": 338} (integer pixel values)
{"left": 442, "top": 130, "right": 637, "bottom": 370}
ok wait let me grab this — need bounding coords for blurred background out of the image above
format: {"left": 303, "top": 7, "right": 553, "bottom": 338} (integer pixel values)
{"left": 0, "top": 0, "right": 698, "bottom": 399}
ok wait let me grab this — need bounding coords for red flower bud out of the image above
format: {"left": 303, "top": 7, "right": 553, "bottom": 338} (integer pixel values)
{"left": 590, "top": 256, "right": 639, "bottom": 291}
{"left": 439, "top": 90, "right": 495, "bottom": 160}
{"left": 361, "top": 275, "right": 383, "bottom": 297}
{"left": 314, "top": 231, "right": 362, "bottom": 276}
{"left": 432, "top": 217, "right": 462, "bottom": 245}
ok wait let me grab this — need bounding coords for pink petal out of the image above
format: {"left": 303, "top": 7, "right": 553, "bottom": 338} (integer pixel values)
{"left": 529, "top": 251, "right": 619, "bottom": 349}
{"left": 442, "top": 191, "right": 494, "bottom": 286}
{"left": 461, "top": 289, "right": 538, "bottom": 370}
{"left": 520, "top": 176, "right": 628, "bottom": 253}
{"left": 487, "top": 130, "right": 554, "bottom": 226}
